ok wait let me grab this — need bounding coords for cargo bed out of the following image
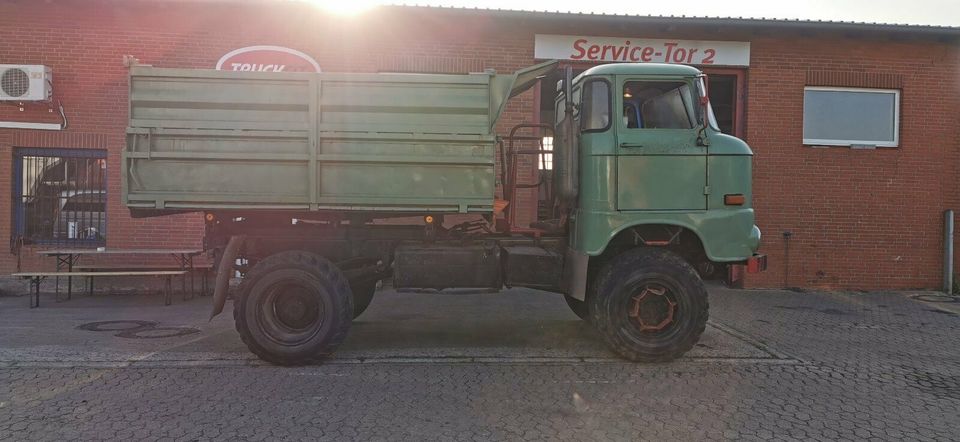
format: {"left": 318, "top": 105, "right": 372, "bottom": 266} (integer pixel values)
{"left": 123, "top": 61, "right": 556, "bottom": 214}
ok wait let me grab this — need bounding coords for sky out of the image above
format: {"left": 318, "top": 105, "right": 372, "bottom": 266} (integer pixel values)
{"left": 321, "top": 0, "right": 960, "bottom": 27}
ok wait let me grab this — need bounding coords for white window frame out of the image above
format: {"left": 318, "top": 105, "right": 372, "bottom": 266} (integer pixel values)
{"left": 802, "top": 86, "right": 900, "bottom": 148}
{"left": 539, "top": 136, "right": 553, "bottom": 170}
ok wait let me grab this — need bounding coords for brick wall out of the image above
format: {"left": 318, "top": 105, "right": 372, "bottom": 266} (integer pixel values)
{"left": 0, "top": 0, "right": 540, "bottom": 275}
{"left": 1, "top": 1, "right": 958, "bottom": 290}
{"left": 744, "top": 35, "right": 960, "bottom": 289}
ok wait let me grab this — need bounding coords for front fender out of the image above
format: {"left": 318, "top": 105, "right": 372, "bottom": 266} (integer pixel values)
{"left": 573, "top": 208, "right": 760, "bottom": 262}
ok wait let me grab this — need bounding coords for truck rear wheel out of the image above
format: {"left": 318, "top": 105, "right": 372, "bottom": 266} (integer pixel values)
{"left": 588, "top": 248, "right": 708, "bottom": 362}
{"left": 234, "top": 251, "right": 353, "bottom": 365}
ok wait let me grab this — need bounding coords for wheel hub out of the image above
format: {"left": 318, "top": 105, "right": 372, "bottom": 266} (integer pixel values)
{"left": 628, "top": 285, "right": 677, "bottom": 332}
{"left": 274, "top": 288, "right": 318, "bottom": 330}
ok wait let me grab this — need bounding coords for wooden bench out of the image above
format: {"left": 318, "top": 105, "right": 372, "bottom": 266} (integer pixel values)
{"left": 74, "top": 263, "right": 214, "bottom": 298}
{"left": 11, "top": 271, "right": 187, "bottom": 308}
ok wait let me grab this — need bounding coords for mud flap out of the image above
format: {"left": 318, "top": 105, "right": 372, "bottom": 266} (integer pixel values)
{"left": 209, "top": 235, "right": 245, "bottom": 320}
{"left": 562, "top": 248, "right": 589, "bottom": 301}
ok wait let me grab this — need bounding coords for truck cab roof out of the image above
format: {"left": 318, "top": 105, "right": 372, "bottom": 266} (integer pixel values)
{"left": 577, "top": 63, "right": 702, "bottom": 80}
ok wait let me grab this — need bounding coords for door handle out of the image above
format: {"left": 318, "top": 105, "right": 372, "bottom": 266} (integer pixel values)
{"left": 620, "top": 143, "right": 644, "bottom": 148}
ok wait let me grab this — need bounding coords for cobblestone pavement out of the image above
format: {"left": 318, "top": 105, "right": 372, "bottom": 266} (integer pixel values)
{"left": 0, "top": 285, "right": 958, "bottom": 441}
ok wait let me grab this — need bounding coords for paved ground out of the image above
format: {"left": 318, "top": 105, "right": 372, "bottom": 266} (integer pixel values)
{"left": 0, "top": 284, "right": 959, "bottom": 441}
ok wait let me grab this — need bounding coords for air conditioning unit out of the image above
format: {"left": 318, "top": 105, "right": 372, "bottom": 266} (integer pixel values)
{"left": 0, "top": 65, "right": 52, "bottom": 101}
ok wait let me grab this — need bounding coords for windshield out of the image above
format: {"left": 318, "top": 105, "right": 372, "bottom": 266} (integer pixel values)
{"left": 622, "top": 81, "right": 695, "bottom": 129}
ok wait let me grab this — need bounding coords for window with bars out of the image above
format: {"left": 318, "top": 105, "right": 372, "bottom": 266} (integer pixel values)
{"left": 13, "top": 148, "right": 107, "bottom": 246}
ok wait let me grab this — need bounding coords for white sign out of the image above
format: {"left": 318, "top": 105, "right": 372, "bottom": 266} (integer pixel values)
{"left": 216, "top": 45, "right": 321, "bottom": 73}
{"left": 535, "top": 34, "right": 750, "bottom": 67}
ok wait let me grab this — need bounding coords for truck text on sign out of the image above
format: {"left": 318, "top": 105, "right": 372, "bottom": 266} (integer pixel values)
{"left": 215, "top": 45, "right": 321, "bottom": 73}
{"left": 534, "top": 34, "right": 750, "bottom": 67}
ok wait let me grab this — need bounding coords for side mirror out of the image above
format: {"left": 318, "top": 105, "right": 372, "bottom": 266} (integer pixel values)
{"left": 697, "top": 74, "right": 710, "bottom": 125}
{"left": 696, "top": 74, "right": 711, "bottom": 146}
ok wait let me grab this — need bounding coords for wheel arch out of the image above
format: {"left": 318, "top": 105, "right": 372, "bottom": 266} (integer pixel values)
{"left": 579, "top": 223, "right": 714, "bottom": 303}
{"left": 592, "top": 222, "right": 708, "bottom": 267}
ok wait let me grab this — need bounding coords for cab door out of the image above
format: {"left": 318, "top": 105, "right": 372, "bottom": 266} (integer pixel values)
{"left": 615, "top": 78, "right": 707, "bottom": 211}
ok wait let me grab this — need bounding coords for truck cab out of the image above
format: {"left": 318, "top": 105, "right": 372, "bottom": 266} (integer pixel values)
{"left": 552, "top": 64, "right": 762, "bottom": 300}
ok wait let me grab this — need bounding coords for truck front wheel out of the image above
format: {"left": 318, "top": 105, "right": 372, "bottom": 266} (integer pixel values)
{"left": 234, "top": 251, "right": 353, "bottom": 365}
{"left": 588, "top": 248, "right": 708, "bottom": 362}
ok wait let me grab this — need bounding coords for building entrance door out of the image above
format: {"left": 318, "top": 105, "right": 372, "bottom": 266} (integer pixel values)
{"left": 702, "top": 68, "right": 746, "bottom": 138}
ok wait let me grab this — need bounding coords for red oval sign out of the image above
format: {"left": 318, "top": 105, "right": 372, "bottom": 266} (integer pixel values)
{"left": 216, "top": 45, "right": 321, "bottom": 73}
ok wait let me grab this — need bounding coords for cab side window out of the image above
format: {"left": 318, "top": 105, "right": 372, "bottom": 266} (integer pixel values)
{"left": 622, "top": 81, "right": 695, "bottom": 129}
{"left": 580, "top": 80, "right": 610, "bottom": 131}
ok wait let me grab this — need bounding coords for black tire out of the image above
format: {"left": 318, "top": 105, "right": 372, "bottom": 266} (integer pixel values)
{"left": 588, "top": 248, "right": 708, "bottom": 362}
{"left": 563, "top": 294, "right": 589, "bottom": 321}
{"left": 234, "top": 251, "right": 353, "bottom": 365}
{"left": 350, "top": 279, "right": 377, "bottom": 319}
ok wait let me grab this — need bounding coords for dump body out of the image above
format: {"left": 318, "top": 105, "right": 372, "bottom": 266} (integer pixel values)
{"left": 123, "top": 63, "right": 555, "bottom": 214}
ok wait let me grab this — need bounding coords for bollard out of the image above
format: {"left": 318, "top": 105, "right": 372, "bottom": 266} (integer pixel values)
{"left": 945, "top": 210, "right": 954, "bottom": 294}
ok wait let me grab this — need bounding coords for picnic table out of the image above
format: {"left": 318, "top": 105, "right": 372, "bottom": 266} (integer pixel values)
{"left": 12, "top": 270, "right": 187, "bottom": 308}
{"left": 36, "top": 248, "right": 205, "bottom": 302}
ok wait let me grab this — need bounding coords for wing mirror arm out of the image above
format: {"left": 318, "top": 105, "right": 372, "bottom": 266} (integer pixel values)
{"left": 696, "top": 74, "right": 711, "bottom": 147}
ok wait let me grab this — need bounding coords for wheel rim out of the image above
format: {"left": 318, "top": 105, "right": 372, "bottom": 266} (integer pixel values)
{"left": 257, "top": 281, "right": 326, "bottom": 346}
{"left": 625, "top": 280, "right": 682, "bottom": 336}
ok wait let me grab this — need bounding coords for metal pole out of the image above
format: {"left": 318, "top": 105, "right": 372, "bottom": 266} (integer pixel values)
{"left": 782, "top": 231, "right": 792, "bottom": 288}
{"left": 944, "top": 210, "right": 954, "bottom": 294}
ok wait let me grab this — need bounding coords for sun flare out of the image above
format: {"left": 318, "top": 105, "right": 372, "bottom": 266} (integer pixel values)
{"left": 311, "top": 0, "right": 380, "bottom": 16}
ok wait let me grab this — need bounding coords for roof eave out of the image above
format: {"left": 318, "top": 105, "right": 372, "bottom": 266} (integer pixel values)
{"left": 385, "top": 5, "right": 960, "bottom": 39}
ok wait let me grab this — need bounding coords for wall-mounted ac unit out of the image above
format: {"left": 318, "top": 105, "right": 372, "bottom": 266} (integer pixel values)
{"left": 0, "top": 65, "right": 52, "bottom": 101}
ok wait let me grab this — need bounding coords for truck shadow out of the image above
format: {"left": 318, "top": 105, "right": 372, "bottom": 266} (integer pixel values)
{"left": 346, "top": 319, "right": 601, "bottom": 351}
{"left": 338, "top": 288, "right": 615, "bottom": 357}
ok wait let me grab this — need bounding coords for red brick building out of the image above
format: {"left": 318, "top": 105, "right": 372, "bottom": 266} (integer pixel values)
{"left": 1, "top": 0, "right": 959, "bottom": 289}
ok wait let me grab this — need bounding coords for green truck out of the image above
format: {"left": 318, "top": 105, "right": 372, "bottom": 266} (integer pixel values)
{"left": 123, "top": 60, "right": 765, "bottom": 365}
